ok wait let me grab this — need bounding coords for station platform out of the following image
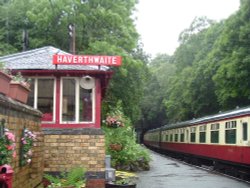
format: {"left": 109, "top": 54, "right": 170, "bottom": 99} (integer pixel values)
{"left": 136, "top": 150, "right": 249, "bottom": 188}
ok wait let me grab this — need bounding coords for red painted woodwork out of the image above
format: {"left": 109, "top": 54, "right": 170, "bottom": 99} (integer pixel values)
{"left": 161, "top": 142, "right": 250, "bottom": 165}
{"left": 41, "top": 77, "right": 101, "bottom": 129}
{"left": 11, "top": 68, "right": 112, "bottom": 129}
{"left": 55, "top": 77, "right": 61, "bottom": 125}
{"left": 42, "top": 123, "right": 98, "bottom": 129}
{"left": 95, "top": 79, "right": 101, "bottom": 128}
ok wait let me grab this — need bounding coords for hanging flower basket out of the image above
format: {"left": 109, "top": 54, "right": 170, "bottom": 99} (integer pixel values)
{"left": 109, "top": 143, "right": 123, "bottom": 151}
{"left": 8, "top": 82, "right": 31, "bottom": 103}
{"left": 105, "top": 116, "right": 124, "bottom": 128}
{"left": 0, "top": 71, "right": 12, "bottom": 96}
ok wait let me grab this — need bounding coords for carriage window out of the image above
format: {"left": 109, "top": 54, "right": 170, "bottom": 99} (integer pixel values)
{"left": 225, "top": 121, "right": 237, "bottom": 144}
{"left": 170, "top": 134, "right": 173, "bottom": 142}
{"left": 199, "top": 125, "right": 206, "bottom": 143}
{"left": 211, "top": 123, "right": 219, "bottom": 143}
{"left": 243, "top": 122, "right": 248, "bottom": 141}
{"left": 190, "top": 127, "right": 196, "bottom": 143}
{"left": 175, "top": 134, "right": 178, "bottom": 142}
{"left": 165, "top": 135, "right": 169, "bottom": 142}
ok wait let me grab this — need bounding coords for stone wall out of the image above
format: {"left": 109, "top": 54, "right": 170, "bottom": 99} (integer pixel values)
{"left": 0, "top": 94, "right": 44, "bottom": 188}
{"left": 43, "top": 128, "right": 106, "bottom": 188}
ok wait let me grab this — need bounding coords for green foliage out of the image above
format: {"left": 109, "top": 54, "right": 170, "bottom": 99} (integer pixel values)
{"left": 44, "top": 167, "right": 86, "bottom": 188}
{"left": 0, "top": 0, "right": 148, "bottom": 126}
{"left": 143, "top": 3, "right": 250, "bottom": 126}
{"left": 102, "top": 102, "right": 150, "bottom": 171}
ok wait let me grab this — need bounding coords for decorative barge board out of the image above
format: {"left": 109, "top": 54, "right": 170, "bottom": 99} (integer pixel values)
{"left": 0, "top": 46, "right": 118, "bottom": 188}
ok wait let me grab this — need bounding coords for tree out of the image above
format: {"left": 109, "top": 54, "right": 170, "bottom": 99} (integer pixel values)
{"left": 0, "top": 0, "right": 148, "bottom": 125}
{"left": 213, "top": 0, "right": 250, "bottom": 109}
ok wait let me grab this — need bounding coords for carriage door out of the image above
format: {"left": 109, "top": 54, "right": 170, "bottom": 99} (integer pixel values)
{"left": 242, "top": 122, "right": 248, "bottom": 145}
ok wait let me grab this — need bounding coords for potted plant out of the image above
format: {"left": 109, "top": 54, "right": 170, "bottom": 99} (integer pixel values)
{"left": 103, "top": 112, "right": 126, "bottom": 152}
{"left": 106, "top": 171, "right": 138, "bottom": 188}
{"left": 0, "top": 62, "right": 12, "bottom": 96}
{"left": 43, "top": 167, "right": 86, "bottom": 188}
{"left": 8, "top": 72, "right": 31, "bottom": 103}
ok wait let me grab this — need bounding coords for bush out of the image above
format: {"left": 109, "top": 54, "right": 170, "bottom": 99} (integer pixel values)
{"left": 102, "top": 102, "right": 150, "bottom": 171}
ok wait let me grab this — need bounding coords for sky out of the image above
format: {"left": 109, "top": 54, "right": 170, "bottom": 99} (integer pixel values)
{"left": 135, "top": 0, "right": 240, "bottom": 57}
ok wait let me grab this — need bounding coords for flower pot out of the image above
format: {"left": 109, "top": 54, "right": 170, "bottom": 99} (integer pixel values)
{"left": 0, "top": 71, "right": 12, "bottom": 96}
{"left": 109, "top": 144, "right": 123, "bottom": 151}
{"left": 106, "top": 183, "right": 136, "bottom": 188}
{"left": 8, "top": 82, "right": 31, "bottom": 103}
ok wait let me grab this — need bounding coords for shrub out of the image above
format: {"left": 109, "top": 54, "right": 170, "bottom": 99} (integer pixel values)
{"left": 102, "top": 102, "right": 150, "bottom": 171}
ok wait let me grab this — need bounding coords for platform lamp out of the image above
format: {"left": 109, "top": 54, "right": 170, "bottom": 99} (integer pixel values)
{"left": 105, "top": 155, "right": 116, "bottom": 182}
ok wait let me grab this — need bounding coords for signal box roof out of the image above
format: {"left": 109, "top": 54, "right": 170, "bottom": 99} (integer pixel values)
{"left": 0, "top": 46, "right": 109, "bottom": 72}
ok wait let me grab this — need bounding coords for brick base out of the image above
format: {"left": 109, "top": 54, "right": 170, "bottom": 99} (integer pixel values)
{"left": 43, "top": 128, "right": 105, "bottom": 172}
{"left": 43, "top": 128, "right": 106, "bottom": 187}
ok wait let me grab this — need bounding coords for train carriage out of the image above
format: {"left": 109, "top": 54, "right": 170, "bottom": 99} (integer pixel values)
{"left": 143, "top": 106, "right": 250, "bottom": 178}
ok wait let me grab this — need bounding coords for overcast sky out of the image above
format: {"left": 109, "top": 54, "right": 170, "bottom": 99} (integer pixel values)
{"left": 135, "top": 0, "right": 240, "bottom": 57}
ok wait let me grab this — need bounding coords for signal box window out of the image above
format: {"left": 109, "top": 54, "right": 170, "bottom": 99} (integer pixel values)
{"left": 62, "top": 79, "right": 76, "bottom": 121}
{"left": 225, "top": 121, "right": 237, "bottom": 144}
{"left": 62, "top": 77, "right": 94, "bottom": 123}
{"left": 210, "top": 123, "right": 219, "bottom": 143}
{"left": 27, "top": 78, "right": 55, "bottom": 122}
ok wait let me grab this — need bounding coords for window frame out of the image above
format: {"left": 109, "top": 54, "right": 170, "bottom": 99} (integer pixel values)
{"left": 190, "top": 127, "right": 196, "bottom": 143}
{"left": 199, "top": 125, "right": 206, "bottom": 143}
{"left": 60, "top": 77, "right": 95, "bottom": 124}
{"left": 225, "top": 121, "right": 237, "bottom": 144}
{"left": 210, "top": 123, "right": 220, "bottom": 143}
{"left": 27, "top": 77, "right": 56, "bottom": 123}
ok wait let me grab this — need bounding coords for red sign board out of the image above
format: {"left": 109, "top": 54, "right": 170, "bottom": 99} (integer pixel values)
{"left": 53, "top": 54, "right": 122, "bottom": 66}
